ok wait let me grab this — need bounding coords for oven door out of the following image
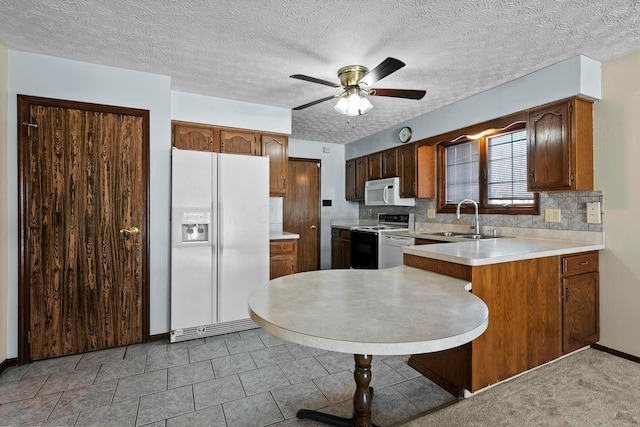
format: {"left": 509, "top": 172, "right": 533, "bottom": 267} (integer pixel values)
{"left": 350, "top": 230, "right": 379, "bottom": 269}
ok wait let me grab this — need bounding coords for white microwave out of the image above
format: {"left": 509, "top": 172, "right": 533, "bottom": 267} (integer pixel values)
{"left": 364, "top": 177, "right": 416, "bottom": 206}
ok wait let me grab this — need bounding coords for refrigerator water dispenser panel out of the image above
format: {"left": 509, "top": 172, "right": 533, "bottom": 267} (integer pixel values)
{"left": 181, "top": 211, "right": 210, "bottom": 243}
{"left": 172, "top": 208, "right": 212, "bottom": 248}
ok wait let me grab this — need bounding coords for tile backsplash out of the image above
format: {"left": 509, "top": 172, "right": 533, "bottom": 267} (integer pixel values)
{"left": 359, "top": 191, "right": 603, "bottom": 233}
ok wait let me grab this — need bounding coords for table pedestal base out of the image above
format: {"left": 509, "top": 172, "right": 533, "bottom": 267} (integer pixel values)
{"left": 297, "top": 354, "right": 379, "bottom": 427}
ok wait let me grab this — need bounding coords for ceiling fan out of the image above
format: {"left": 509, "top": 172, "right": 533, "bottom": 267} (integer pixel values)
{"left": 290, "top": 57, "right": 426, "bottom": 116}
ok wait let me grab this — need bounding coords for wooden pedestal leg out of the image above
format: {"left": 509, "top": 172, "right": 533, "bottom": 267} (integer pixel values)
{"left": 353, "top": 354, "right": 373, "bottom": 427}
{"left": 296, "top": 354, "right": 377, "bottom": 427}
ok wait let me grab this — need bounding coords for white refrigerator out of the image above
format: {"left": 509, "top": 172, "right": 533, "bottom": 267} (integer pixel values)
{"left": 170, "top": 147, "right": 269, "bottom": 343}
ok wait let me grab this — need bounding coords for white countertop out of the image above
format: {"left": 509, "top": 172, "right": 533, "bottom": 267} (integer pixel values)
{"left": 404, "top": 237, "right": 604, "bottom": 266}
{"left": 248, "top": 266, "right": 488, "bottom": 355}
{"left": 269, "top": 230, "right": 300, "bottom": 240}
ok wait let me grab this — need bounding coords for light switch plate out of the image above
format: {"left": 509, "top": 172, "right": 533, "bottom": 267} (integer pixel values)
{"left": 544, "top": 208, "right": 561, "bottom": 223}
{"left": 586, "top": 202, "right": 601, "bottom": 224}
{"left": 427, "top": 209, "right": 436, "bottom": 219}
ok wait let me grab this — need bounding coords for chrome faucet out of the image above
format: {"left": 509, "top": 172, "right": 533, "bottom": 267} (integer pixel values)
{"left": 456, "top": 199, "right": 480, "bottom": 234}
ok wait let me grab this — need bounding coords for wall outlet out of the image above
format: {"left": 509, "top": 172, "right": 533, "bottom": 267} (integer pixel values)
{"left": 427, "top": 209, "right": 436, "bottom": 219}
{"left": 544, "top": 208, "right": 561, "bottom": 223}
{"left": 586, "top": 202, "right": 601, "bottom": 224}
{"left": 322, "top": 209, "right": 330, "bottom": 216}
{"left": 368, "top": 208, "right": 373, "bottom": 217}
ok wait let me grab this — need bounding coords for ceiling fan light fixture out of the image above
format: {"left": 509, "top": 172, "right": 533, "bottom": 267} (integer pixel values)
{"left": 334, "top": 88, "right": 373, "bottom": 116}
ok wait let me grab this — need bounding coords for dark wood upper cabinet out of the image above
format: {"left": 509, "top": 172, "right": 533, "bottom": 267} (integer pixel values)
{"left": 221, "top": 130, "right": 258, "bottom": 156}
{"left": 417, "top": 144, "right": 435, "bottom": 199}
{"left": 345, "top": 159, "right": 356, "bottom": 201}
{"left": 346, "top": 157, "right": 367, "bottom": 201}
{"left": 397, "top": 143, "right": 417, "bottom": 198}
{"left": 172, "top": 121, "right": 219, "bottom": 152}
{"left": 527, "top": 97, "right": 593, "bottom": 192}
{"left": 382, "top": 148, "right": 397, "bottom": 178}
{"left": 367, "top": 153, "right": 383, "bottom": 181}
{"left": 261, "top": 133, "right": 288, "bottom": 197}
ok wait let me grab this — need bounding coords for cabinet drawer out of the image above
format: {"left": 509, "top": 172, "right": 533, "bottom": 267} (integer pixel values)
{"left": 270, "top": 240, "right": 296, "bottom": 254}
{"left": 562, "top": 252, "right": 598, "bottom": 275}
{"left": 340, "top": 229, "right": 351, "bottom": 240}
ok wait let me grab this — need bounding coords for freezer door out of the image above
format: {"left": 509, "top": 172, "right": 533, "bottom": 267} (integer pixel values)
{"left": 170, "top": 148, "right": 217, "bottom": 330}
{"left": 217, "top": 153, "right": 270, "bottom": 323}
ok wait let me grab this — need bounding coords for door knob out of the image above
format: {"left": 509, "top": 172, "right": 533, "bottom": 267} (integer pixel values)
{"left": 310, "top": 225, "right": 317, "bottom": 229}
{"left": 119, "top": 226, "right": 140, "bottom": 235}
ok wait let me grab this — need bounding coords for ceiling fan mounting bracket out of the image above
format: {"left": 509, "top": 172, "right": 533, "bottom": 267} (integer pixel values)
{"left": 337, "top": 65, "right": 369, "bottom": 87}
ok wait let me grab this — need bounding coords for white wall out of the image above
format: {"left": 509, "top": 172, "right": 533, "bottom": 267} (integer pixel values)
{"left": 171, "top": 91, "right": 290, "bottom": 134}
{"left": 288, "top": 139, "right": 359, "bottom": 269}
{"left": 594, "top": 49, "right": 640, "bottom": 358}
{"left": 0, "top": 43, "right": 8, "bottom": 363}
{"left": 347, "top": 55, "right": 601, "bottom": 159}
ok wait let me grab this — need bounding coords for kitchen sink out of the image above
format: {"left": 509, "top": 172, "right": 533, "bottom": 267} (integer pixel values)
{"left": 457, "top": 234, "right": 504, "bottom": 239}
{"left": 422, "top": 231, "right": 467, "bottom": 237}
{"left": 420, "top": 231, "right": 505, "bottom": 239}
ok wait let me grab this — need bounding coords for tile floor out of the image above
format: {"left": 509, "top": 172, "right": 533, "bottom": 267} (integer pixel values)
{"left": 0, "top": 328, "right": 456, "bottom": 426}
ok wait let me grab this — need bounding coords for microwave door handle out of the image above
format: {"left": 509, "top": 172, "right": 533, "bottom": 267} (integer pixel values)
{"left": 383, "top": 185, "right": 390, "bottom": 204}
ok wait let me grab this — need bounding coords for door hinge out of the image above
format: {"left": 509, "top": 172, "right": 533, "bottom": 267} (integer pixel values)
{"left": 28, "top": 330, "right": 31, "bottom": 343}
{"left": 569, "top": 103, "right": 574, "bottom": 114}
{"left": 283, "top": 178, "right": 286, "bottom": 189}
{"left": 569, "top": 172, "right": 574, "bottom": 183}
{"left": 565, "top": 287, "right": 570, "bottom": 303}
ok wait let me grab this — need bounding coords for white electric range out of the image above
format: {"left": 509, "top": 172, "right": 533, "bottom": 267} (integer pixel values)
{"left": 350, "top": 213, "right": 415, "bottom": 269}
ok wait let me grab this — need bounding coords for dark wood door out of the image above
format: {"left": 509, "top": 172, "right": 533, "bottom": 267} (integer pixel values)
{"left": 284, "top": 158, "right": 320, "bottom": 272}
{"left": 18, "top": 96, "right": 149, "bottom": 362}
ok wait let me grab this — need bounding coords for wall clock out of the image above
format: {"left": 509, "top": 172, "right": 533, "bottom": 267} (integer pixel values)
{"left": 398, "top": 126, "right": 412, "bottom": 143}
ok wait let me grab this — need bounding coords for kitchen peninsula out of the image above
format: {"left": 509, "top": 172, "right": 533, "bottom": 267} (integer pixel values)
{"left": 401, "top": 234, "right": 604, "bottom": 396}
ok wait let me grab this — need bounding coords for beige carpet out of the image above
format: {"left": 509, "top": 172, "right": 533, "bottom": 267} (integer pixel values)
{"left": 401, "top": 348, "right": 640, "bottom": 426}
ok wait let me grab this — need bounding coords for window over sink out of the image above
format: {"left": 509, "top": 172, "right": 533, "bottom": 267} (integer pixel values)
{"left": 437, "top": 117, "right": 539, "bottom": 215}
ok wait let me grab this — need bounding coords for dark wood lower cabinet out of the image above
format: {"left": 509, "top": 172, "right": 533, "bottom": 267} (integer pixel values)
{"left": 269, "top": 240, "right": 298, "bottom": 280}
{"left": 562, "top": 252, "right": 599, "bottom": 353}
{"left": 406, "top": 251, "right": 599, "bottom": 394}
{"left": 331, "top": 228, "right": 351, "bottom": 269}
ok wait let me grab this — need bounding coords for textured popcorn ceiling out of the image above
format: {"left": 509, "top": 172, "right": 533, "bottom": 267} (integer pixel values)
{"left": 1, "top": 0, "right": 639, "bottom": 144}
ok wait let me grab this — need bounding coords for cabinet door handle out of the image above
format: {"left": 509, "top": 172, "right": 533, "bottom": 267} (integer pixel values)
{"left": 579, "top": 261, "right": 589, "bottom": 266}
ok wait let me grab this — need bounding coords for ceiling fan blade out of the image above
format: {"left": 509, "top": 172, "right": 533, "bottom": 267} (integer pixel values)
{"left": 292, "top": 95, "right": 338, "bottom": 111}
{"left": 369, "top": 88, "right": 426, "bottom": 100}
{"left": 359, "top": 57, "right": 405, "bottom": 87}
{"left": 290, "top": 74, "right": 341, "bottom": 88}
